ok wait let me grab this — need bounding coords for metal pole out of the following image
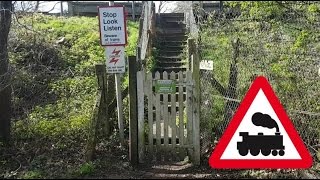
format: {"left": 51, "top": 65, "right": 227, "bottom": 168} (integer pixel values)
{"left": 109, "top": 0, "right": 125, "bottom": 146}
{"left": 132, "top": 1, "right": 135, "bottom": 21}
{"left": 60, "top": 1, "right": 63, "bottom": 16}
{"left": 115, "top": 72, "right": 124, "bottom": 146}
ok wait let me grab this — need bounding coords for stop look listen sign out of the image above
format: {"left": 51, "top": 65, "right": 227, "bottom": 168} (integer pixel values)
{"left": 98, "top": 6, "right": 127, "bottom": 46}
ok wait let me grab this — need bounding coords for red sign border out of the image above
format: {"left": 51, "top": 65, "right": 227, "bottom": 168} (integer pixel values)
{"left": 98, "top": 5, "right": 128, "bottom": 46}
{"left": 209, "top": 76, "right": 313, "bottom": 169}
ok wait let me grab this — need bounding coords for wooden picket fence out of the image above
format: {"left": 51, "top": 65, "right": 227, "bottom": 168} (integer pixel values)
{"left": 136, "top": 70, "right": 200, "bottom": 164}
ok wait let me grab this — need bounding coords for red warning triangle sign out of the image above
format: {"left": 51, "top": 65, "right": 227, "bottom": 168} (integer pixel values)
{"left": 209, "top": 76, "right": 313, "bottom": 169}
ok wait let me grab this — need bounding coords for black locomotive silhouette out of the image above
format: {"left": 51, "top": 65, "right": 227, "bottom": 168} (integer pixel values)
{"left": 237, "top": 112, "right": 285, "bottom": 156}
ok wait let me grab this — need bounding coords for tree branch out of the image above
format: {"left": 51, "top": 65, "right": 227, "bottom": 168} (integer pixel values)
{"left": 107, "top": 86, "right": 129, "bottom": 116}
{"left": 207, "top": 74, "right": 226, "bottom": 96}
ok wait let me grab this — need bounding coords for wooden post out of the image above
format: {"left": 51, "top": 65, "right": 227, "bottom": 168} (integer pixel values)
{"left": 187, "top": 38, "right": 193, "bottom": 71}
{"left": 105, "top": 75, "right": 114, "bottom": 136}
{"left": 186, "top": 71, "right": 194, "bottom": 161}
{"left": 190, "top": 38, "right": 200, "bottom": 166}
{"left": 138, "top": 18, "right": 143, "bottom": 42}
{"left": 97, "top": 64, "right": 110, "bottom": 139}
{"left": 136, "top": 46, "right": 142, "bottom": 70}
{"left": 85, "top": 64, "right": 109, "bottom": 162}
{"left": 137, "top": 71, "right": 145, "bottom": 163}
{"left": 129, "top": 56, "right": 138, "bottom": 166}
{"left": 178, "top": 71, "right": 186, "bottom": 161}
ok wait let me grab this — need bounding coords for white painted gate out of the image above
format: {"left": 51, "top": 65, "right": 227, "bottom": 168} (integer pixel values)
{"left": 137, "top": 70, "right": 200, "bottom": 164}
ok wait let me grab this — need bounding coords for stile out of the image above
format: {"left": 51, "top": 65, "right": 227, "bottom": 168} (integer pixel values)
{"left": 137, "top": 71, "right": 145, "bottom": 163}
{"left": 155, "top": 72, "right": 161, "bottom": 160}
{"left": 147, "top": 72, "right": 154, "bottom": 160}
{"left": 163, "top": 71, "right": 169, "bottom": 160}
{"left": 178, "top": 71, "right": 185, "bottom": 160}
{"left": 186, "top": 71, "right": 194, "bottom": 161}
{"left": 170, "top": 71, "right": 177, "bottom": 161}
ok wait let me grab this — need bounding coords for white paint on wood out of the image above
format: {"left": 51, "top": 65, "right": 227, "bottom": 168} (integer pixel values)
{"left": 179, "top": 71, "right": 187, "bottom": 160}
{"left": 155, "top": 72, "right": 161, "bottom": 149}
{"left": 162, "top": 71, "right": 169, "bottom": 160}
{"left": 163, "top": 71, "right": 169, "bottom": 149}
{"left": 186, "top": 71, "right": 194, "bottom": 161}
{"left": 178, "top": 71, "right": 185, "bottom": 146}
{"left": 147, "top": 72, "right": 154, "bottom": 155}
{"left": 137, "top": 71, "right": 145, "bottom": 162}
{"left": 170, "top": 71, "right": 177, "bottom": 153}
{"left": 135, "top": 70, "right": 199, "bottom": 162}
{"left": 193, "top": 78, "right": 201, "bottom": 164}
{"left": 115, "top": 73, "right": 125, "bottom": 146}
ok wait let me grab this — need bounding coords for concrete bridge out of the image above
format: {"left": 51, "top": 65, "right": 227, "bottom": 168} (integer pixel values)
{"left": 67, "top": 1, "right": 147, "bottom": 20}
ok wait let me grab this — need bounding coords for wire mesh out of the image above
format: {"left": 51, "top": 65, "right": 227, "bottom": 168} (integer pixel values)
{"left": 193, "top": 1, "right": 320, "bottom": 166}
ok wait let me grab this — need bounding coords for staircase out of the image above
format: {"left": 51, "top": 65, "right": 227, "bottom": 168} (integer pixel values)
{"left": 154, "top": 13, "right": 188, "bottom": 73}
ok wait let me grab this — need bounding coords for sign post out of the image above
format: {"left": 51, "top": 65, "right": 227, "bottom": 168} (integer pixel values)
{"left": 98, "top": 5, "right": 127, "bottom": 46}
{"left": 105, "top": 46, "right": 126, "bottom": 73}
{"left": 98, "top": 2, "right": 127, "bottom": 146}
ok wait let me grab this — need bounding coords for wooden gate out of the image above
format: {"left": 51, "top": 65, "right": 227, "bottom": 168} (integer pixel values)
{"left": 136, "top": 70, "right": 200, "bottom": 164}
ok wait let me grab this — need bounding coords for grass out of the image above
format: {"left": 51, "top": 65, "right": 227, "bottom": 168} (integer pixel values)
{"left": 1, "top": 13, "right": 139, "bottom": 179}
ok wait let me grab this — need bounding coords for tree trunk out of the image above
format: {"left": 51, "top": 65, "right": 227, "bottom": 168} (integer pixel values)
{"left": 0, "top": 1, "right": 13, "bottom": 143}
{"left": 223, "top": 38, "right": 240, "bottom": 126}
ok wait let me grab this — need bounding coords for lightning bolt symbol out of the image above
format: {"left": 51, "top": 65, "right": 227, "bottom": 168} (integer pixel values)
{"left": 112, "top": 48, "right": 121, "bottom": 56}
{"left": 109, "top": 57, "right": 119, "bottom": 65}
{"left": 109, "top": 48, "right": 121, "bottom": 65}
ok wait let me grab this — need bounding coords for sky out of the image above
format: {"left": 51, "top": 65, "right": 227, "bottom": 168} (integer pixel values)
{"left": 15, "top": 1, "right": 177, "bottom": 14}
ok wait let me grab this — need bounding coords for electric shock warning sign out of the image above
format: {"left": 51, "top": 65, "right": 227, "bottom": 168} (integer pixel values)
{"left": 106, "top": 46, "right": 125, "bottom": 73}
{"left": 98, "top": 6, "right": 127, "bottom": 46}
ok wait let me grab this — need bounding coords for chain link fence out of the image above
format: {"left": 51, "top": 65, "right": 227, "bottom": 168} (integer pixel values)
{"left": 191, "top": 1, "right": 320, "bottom": 168}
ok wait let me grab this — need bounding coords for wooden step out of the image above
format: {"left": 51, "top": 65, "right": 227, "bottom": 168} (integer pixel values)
{"left": 156, "top": 64, "right": 187, "bottom": 70}
{"left": 157, "top": 28, "right": 187, "bottom": 34}
{"left": 158, "top": 45, "right": 184, "bottom": 51}
{"left": 159, "top": 55, "right": 182, "bottom": 59}
{"left": 154, "top": 67, "right": 187, "bottom": 73}
{"left": 159, "top": 41, "right": 187, "bottom": 47}
{"left": 160, "top": 13, "right": 184, "bottom": 18}
{"left": 159, "top": 16, "right": 184, "bottom": 22}
{"left": 162, "top": 19, "right": 185, "bottom": 24}
{"left": 158, "top": 61, "right": 186, "bottom": 67}
{"left": 159, "top": 14, "right": 184, "bottom": 21}
{"left": 160, "top": 21, "right": 186, "bottom": 28}
{"left": 157, "top": 35, "right": 188, "bottom": 41}
{"left": 159, "top": 50, "right": 183, "bottom": 57}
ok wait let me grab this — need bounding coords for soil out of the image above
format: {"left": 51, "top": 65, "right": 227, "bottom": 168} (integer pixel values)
{"left": 0, "top": 137, "right": 316, "bottom": 179}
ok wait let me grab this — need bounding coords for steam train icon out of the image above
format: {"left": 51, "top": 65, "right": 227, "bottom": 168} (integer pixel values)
{"left": 237, "top": 112, "right": 285, "bottom": 156}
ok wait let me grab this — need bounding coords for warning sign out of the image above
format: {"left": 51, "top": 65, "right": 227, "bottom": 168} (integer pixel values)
{"left": 105, "top": 46, "right": 125, "bottom": 73}
{"left": 209, "top": 76, "right": 313, "bottom": 169}
{"left": 98, "top": 6, "right": 127, "bottom": 46}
